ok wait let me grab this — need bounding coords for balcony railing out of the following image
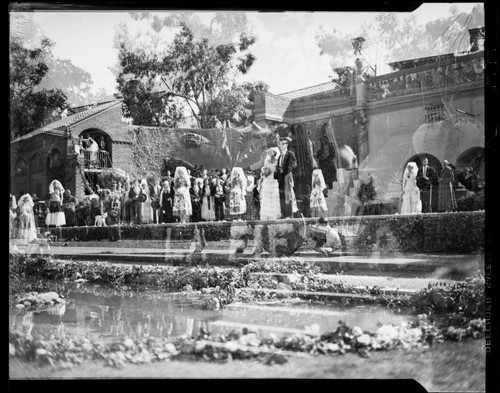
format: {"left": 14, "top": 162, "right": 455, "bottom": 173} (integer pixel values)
{"left": 82, "top": 150, "right": 112, "bottom": 170}
{"left": 366, "top": 51, "right": 484, "bottom": 102}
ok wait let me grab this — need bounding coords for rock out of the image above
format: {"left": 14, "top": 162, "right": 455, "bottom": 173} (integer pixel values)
{"left": 352, "top": 326, "right": 363, "bottom": 337}
{"left": 357, "top": 334, "right": 371, "bottom": 346}
{"left": 23, "top": 301, "right": 31, "bottom": 308}
{"left": 277, "top": 283, "right": 292, "bottom": 291}
{"left": 15, "top": 304, "right": 25, "bottom": 309}
{"left": 38, "top": 292, "right": 60, "bottom": 303}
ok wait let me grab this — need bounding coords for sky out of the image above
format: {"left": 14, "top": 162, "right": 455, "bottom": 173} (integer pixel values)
{"left": 12, "top": 3, "right": 480, "bottom": 97}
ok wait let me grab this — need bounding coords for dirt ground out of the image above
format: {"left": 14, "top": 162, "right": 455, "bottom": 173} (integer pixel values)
{"left": 9, "top": 339, "right": 485, "bottom": 392}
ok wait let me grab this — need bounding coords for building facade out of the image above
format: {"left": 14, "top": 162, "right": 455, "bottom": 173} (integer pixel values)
{"left": 252, "top": 49, "right": 485, "bottom": 209}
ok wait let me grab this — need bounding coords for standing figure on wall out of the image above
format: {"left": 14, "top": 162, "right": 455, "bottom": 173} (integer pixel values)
{"left": 310, "top": 168, "right": 328, "bottom": 218}
{"left": 317, "top": 119, "right": 340, "bottom": 189}
{"left": 159, "top": 180, "right": 175, "bottom": 223}
{"left": 9, "top": 194, "right": 18, "bottom": 239}
{"left": 62, "top": 189, "right": 77, "bottom": 227}
{"left": 400, "top": 162, "right": 422, "bottom": 214}
{"left": 259, "top": 147, "right": 281, "bottom": 221}
{"left": 416, "top": 157, "right": 438, "bottom": 213}
{"left": 213, "top": 178, "right": 226, "bottom": 221}
{"left": 172, "top": 166, "right": 192, "bottom": 224}
{"left": 200, "top": 178, "right": 216, "bottom": 222}
{"left": 292, "top": 123, "right": 316, "bottom": 216}
{"left": 150, "top": 178, "right": 162, "bottom": 224}
{"left": 229, "top": 167, "right": 247, "bottom": 221}
{"left": 45, "top": 180, "right": 66, "bottom": 227}
{"left": 17, "top": 194, "right": 38, "bottom": 242}
{"left": 139, "top": 179, "right": 153, "bottom": 224}
{"left": 190, "top": 178, "right": 203, "bottom": 223}
{"left": 437, "top": 160, "right": 458, "bottom": 212}
{"left": 275, "top": 136, "right": 297, "bottom": 218}
{"left": 128, "top": 179, "right": 141, "bottom": 224}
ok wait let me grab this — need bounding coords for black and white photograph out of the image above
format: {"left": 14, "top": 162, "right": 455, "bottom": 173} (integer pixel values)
{"left": 9, "top": 2, "right": 495, "bottom": 390}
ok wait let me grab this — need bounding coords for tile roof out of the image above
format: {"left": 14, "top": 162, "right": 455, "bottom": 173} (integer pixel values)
{"left": 277, "top": 81, "right": 338, "bottom": 99}
{"left": 11, "top": 100, "right": 123, "bottom": 143}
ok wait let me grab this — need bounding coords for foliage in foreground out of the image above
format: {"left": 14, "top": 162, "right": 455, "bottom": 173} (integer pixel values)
{"left": 9, "top": 314, "right": 486, "bottom": 369}
{"left": 9, "top": 255, "right": 487, "bottom": 368}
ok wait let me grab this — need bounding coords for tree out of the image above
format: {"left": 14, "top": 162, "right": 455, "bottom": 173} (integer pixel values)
{"left": 116, "top": 23, "right": 258, "bottom": 128}
{"left": 316, "top": 5, "right": 485, "bottom": 79}
{"left": 10, "top": 12, "right": 102, "bottom": 108}
{"left": 10, "top": 38, "right": 69, "bottom": 139}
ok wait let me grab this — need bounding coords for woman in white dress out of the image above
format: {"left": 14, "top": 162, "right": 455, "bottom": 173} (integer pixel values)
{"left": 400, "top": 162, "right": 422, "bottom": 214}
{"left": 86, "top": 137, "right": 99, "bottom": 168}
{"left": 229, "top": 167, "right": 247, "bottom": 220}
{"left": 172, "top": 166, "right": 192, "bottom": 223}
{"left": 17, "top": 194, "right": 38, "bottom": 242}
{"left": 258, "top": 147, "right": 281, "bottom": 221}
{"left": 45, "top": 180, "right": 66, "bottom": 227}
{"left": 310, "top": 168, "right": 328, "bottom": 218}
{"left": 139, "top": 179, "right": 153, "bottom": 224}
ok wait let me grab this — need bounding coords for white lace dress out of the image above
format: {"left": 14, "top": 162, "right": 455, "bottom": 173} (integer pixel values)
{"left": 259, "top": 161, "right": 281, "bottom": 220}
{"left": 401, "top": 172, "right": 422, "bottom": 214}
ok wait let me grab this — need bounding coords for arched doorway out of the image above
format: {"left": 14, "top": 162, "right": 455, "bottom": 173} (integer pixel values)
{"left": 403, "top": 153, "right": 443, "bottom": 175}
{"left": 402, "top": 153, "right": 442, "bottom": 213}
{"left": 79, "top": 128, "right": 113, "bottom": 169}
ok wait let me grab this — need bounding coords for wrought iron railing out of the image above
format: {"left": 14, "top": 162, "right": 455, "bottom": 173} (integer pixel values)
{"left": 83, "top": 150, "right": 112, "bottom": 170}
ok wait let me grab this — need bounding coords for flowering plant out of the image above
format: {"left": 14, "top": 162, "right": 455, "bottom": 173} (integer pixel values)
{"left": 262, "top": 167, "right": 272, "bottom": 178}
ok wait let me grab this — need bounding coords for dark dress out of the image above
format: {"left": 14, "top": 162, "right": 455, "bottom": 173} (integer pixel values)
{"left": 62, "top": 193, "right": 77, "bottom": 227}
{"left": 160, "top": 187, "right": 175, "bottom": 223}
{"left": 190, "top": 186, "right": 202, "bottom": 222}
{"left": 214, "top": 184, "right": 226, "bottom": 221}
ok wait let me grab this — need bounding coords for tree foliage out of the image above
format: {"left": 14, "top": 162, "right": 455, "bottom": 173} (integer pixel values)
{"left": 316, "top": 5, "right": 485, "bottom": 79}
{"left": 10, "top": 38, "right": 69, "bottom": 139}
{"left": 116, "top": 23, "right": 259, "bottom": 128}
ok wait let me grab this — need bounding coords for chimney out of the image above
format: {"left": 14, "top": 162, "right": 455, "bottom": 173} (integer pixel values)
{"left": 469, "top": 27, "right": 485, "bottom": 52}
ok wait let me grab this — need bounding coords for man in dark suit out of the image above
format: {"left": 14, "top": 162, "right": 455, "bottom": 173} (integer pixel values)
{"left": 416, "top": 157, "right": 437, "bottom": 213}
{"left": 275, "top": 136, "right": 297, "bottom": 218}
{"left": 128, "top": 179, "right": 141, "bottom": 224}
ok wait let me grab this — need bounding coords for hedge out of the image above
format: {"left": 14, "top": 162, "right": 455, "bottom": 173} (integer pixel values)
{"left": 45, "top": 212, "right": 484, "bottom": 255}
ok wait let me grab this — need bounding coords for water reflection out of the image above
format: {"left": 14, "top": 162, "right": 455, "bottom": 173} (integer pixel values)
{"left": 10, "top": 290, "right": 222, "bottom": 342}
{"left": 10, "top": 286, "right": 417, "bottom": 343}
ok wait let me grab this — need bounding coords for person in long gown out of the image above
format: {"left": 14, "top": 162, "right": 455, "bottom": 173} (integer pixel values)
{"left": 45, "top": 180, "right": 66, "bottom": 227}
{"left": 172, "top": 167, "right": 192, "bottom": 223}
{"left": 17, "top": 193, "right": 38, "bottom": 242}
{"left": 139, "top": 179, "right": 153, "bottom": 224}
{"left": 213, "top": 178, "right": 226, "bottom": 221}
{"left": 258, "top": 147, "right": 281, "bottom": 221}
{"left": 85, "top": 136, "right": 99, "bottom": 168}
{"left": 62, "top": 189, "right": 77, "bottom": 227}
{"left": 400, "top": 162, "right": 422, "bottom": 214}
{"left": 244, "top": 175, "right": 259, "bottom": 221}
{"left": 437, "top": 160, "right": 458, "bottom": 212}
{"left": 190, "top": 178, "right": 203, "bottom": 223}
{"left": 9, "top": 194, "right": 18, "bottom": 239}
{"left": 229, "top": 167, "right": 247, "bottom": 221}
{"left": 310, "top": 168, "right": 328, "bottom": 218}
{"left": 159, "top": 180, "right": 175, "bottom": 223}
{"left": 201, "top": 178, "right": 216, "bottom": 221}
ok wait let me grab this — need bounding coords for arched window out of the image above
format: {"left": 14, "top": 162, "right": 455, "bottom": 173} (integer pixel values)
{"left": 47, "top": 149, "right": 63, "bottom": 168}
{"left": 15, "top": 158, "right": 27, "bottom": 174}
